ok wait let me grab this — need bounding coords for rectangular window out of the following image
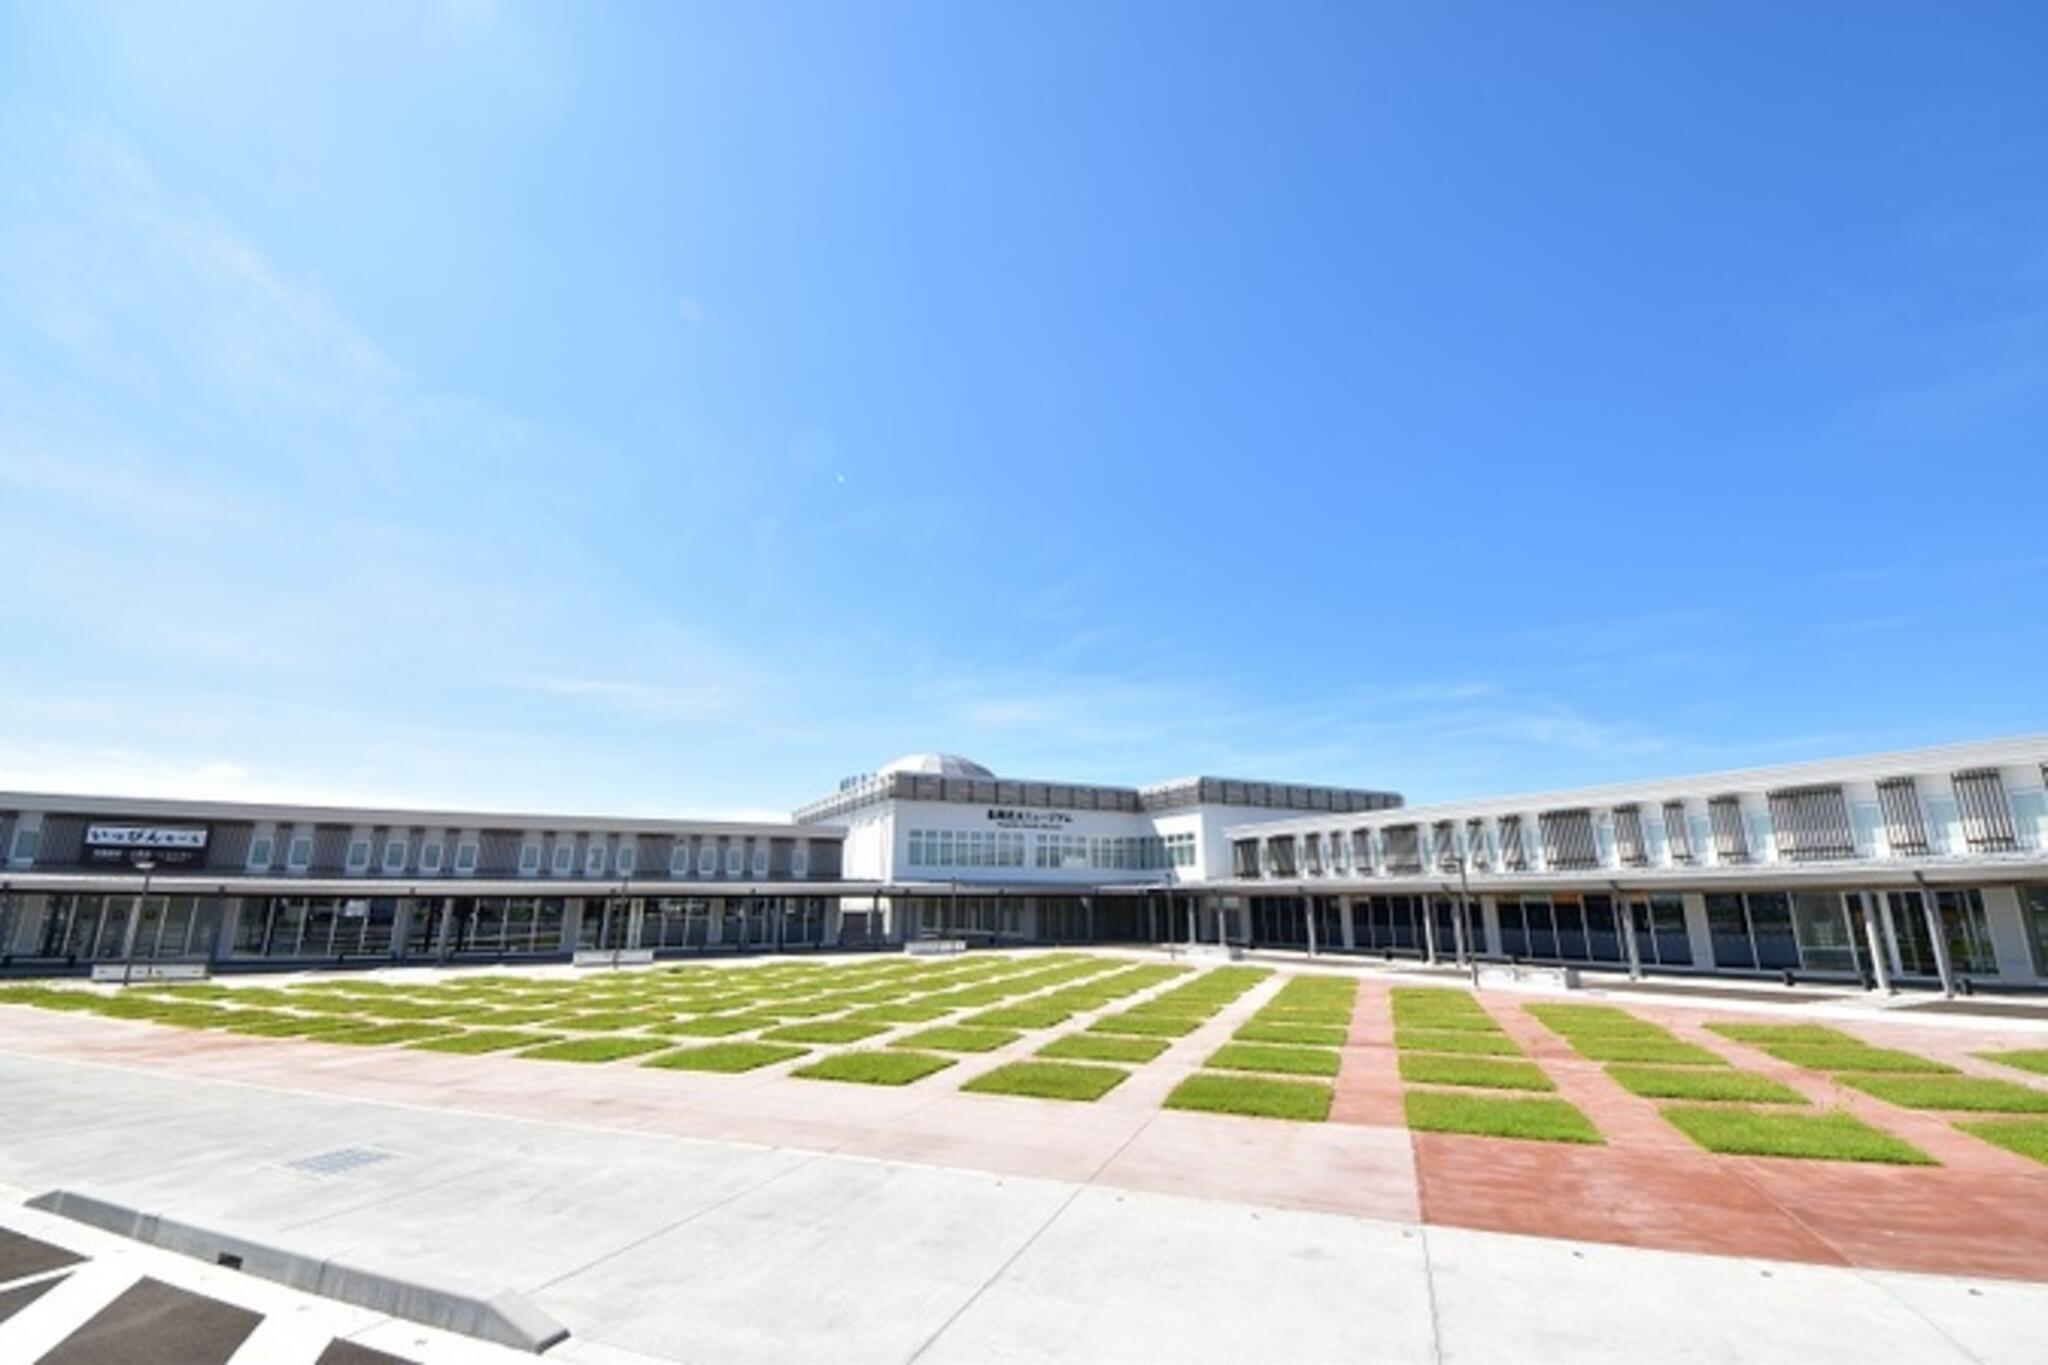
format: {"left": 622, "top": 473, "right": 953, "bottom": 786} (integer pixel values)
{"left": 792, "top": 844, "right": 810, "bottom": 877}
{"left": 345, "top": 839, "right": 371, "bottom": 872}
{"left": 1746, "top": 892, "right": 1798, "bottom": 970}
{"left": 699, "top": 844, "right": 718, "bottom": 876}
{"left": 751, "top": 846, "right": 768, "bottom": 877}
{"left": 381, "top": 840, "right": 407, "bottom": 873}
{"left": 1767, "top": 785, "right": 1855, "bottom": 861}
{"left": 724, "top": 844, "right": 743, "bottom": 877}
{"left": 618, "top": 844, "right": 636, "bottom": 875}
{"left": 1539, "top": 809, "right": 1599, "bottom": 870}
{"left": 1497, "top": 815, "right": 1527, "bottom": 871}
{"left": 552, "top": 843, "right": 575, "bottom": 874}
{"left": 519, "top": 842, "right": 542, "bottom": 873}
{"left": 585, "top": 843, "right": 608, "bottom": 875}
{"left": 1953, "top": 769, "right": 2018, "bottom": 853}
{"left": 1464, "top": 819, "right": 1489, "bottom": 870}
{"left": 1790, "top": 892, "right": 1859, "bottom": 973}
{"left": 1661, "top": 801, "right": 1694, "bottom": 864}
{"left": 1877, "top": 777, "right": 1930, "bottom": 855}
{"left": 2021, "top": 884, "right": 2048, "bottom": 977}
{"left": 1382, "top": 825, "right": 1421, "bottom": 874}
{"left": 1612, "top": 806, "right": 1648, "bottom": 868}
{"left": 671, "top": 842, "right": 693, "bottom": 875}
{"left": 6, "top": 826, "right": 38, "bottom": 864}
{"left": 1431, "top": 820, "right": 1459, "bottom": 871}
{"left": 1708, "top": 797, "right": 1749, "bottom": 864}
{"left": 246, "top": 835, "right": 274, "bottom": 872}
{"left": 1888, "top": 889, "right": 1998, "bottom": 976}
{"left": 1232, "top": 839, "right": 1260, "bottom": 877}
{"left": 1705, "top": 893, "right": 1754, "bottom": 969}
{"left": 420, "top": 841, "right": 444, "bottom": 873}
{"left": 454, "top": 841, "right": 479, "bottom": 873}
{"left": 1267, "top": 836, "right": 1299, "bottom": 877}
{"left": 287, "top": 836, "right": 313, "bottom": 871}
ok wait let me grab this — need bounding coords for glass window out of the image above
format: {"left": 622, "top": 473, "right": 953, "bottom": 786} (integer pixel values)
{"left": 1747, "top": 893, "right": 1799, "bottom": 970}
{"left": 1523, "top": 898, "right": 1557, "bottom": 959}
{"left": 586, "top": 843, "right": 608, "bottom": 875}
{"left": 1583, "top": 894, "right": 1622, "bottom": 962}
{"left": 751, "top": 846, "right": 768, "bottom": 877}
{"left": 7, "top": 826, "right": 40, "bottom": 863}
{"left": 2024, "top": 885, "right": 2048, "bottom": 978}
{"left": 420, "top": 841, "right": 444, "bottom": 873}
{"left": 1938, "top": 889, "right": 1998, "bottom": 975}
{"left": 246, "top": 836, "right": 274, "bottom": 871}
{"left": 1706, "top": 893, "right": 1754, "bottom": 969}
{"left": 553, "top": 843, "right": 575, "bottom": 874}
{"left": 1553, "top": 898, "right": 1588, "bottom": 961}
{"left": 519, "top": 842, "right": 542, "bottom": 873}
{"left": 382, "top": 840, "right": 407, "bottom": 873}
{"left": 671, "top": 842, "right": 692, "bottom": 875}
{"left": 618, "top": 844, "right": 636, "bottom": 875}
{"left": 454, "top": 841, "right": 479, "bottom": 873}
{"left": 345, "top": 839, "right": 371, "bottom": 872}
{"left": 792, "top": 845, "right": 809, "bottom": 878}
{"left": 287, "top": 836, "right": 313, "bottom": 870}
{"left": 1496, "top": 899, "right": 1528, "bottom": 957}
{"left": 1790, "top": 892, "right": 1859, "bottom": 973}
{"left": 724, "top": 845, "right": 743, "bottom": 876}
{"left": 698, "top": 844, "right": 718, "bottom": 876}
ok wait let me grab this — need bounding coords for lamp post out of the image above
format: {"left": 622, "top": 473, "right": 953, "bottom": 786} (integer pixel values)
{"left": 119, "top": 856, "right": 158, "bottom": 987}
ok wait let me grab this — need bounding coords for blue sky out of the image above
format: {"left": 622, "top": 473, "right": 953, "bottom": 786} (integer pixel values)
{"left": 1, "top": 2, "right": 2044, "bottom": 819}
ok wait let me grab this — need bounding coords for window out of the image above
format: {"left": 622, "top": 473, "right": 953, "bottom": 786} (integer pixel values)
{"left": 246, "top": 835, "right": 274, "bottom": 872}
{"left": 2021, "top": 884, "right": 2048, "bottom": 977}
{"left": 585, "top": 842, "right": 608, "bottom": 875}
{"left": 287, "top": 836, "right": 313, "bottom": 872}
{"left": 724, "top": 844, "right": 743, "bottom": 877}
{"left": 420, "top": 841, "right": 444, "bottom": 873}
{"left": 1432, "top": 820, "right": 1459, "bottom": 871}
{"left": 1627, "top": 895, "right": 1692, "bottom": 966}
{"left": 1612, "top": 806, "right": 1648, "bottom": 868}
{"left": 1267, "top": 836, "right": 1299, "bottom": 877}
{"left": 1767, "top": 786, "right": 1855, "bottom": 861}
{"left": 1382, "top": 825, "right": 1422, "bottom": 874}
{"left": 454, "top": 840, "right": 479, "bottom": 874}
{"left": 1887, "top": 889, "right": 1998, "bottom": 976}
{"left": 698, "top": 843, "right": 718, "bottom": 876}
{"left": 1706, "top": 893, "right": 1754, "bottom": 969}
{"left": 382, "top": 839, "right": 407, "bottom": 873}
{"left": 1539, "top": 809, "right": 1599, "bottom": 870}
{"left": 671, "top": 842, "right": 693, "bottom": 875}
{"left": 1351, "top": 830, "right": 1373, "bottom": 872}
{"left": 1953, "top": 769, "right": 2018, "bottom": 853}
{"left": 617, "top": 844, "right": 636, "bottom": 875}
{"left": 1498, "top": 815, "right": 1527, "bottom": 871}
{"left": 791, "top": 845, "right": 809, "bottom": 878}
{"left": 1232, "top": 839, "right": 1261, "bottom": 877}
{"left": 1464, "top": 819, "right": 1489, "bottom": 870}
{"left": 1708, "top": 797, "right": 1749, "bottom": 864}
{"left": 751, "top": 846, "right": 768, "bottom": 877}
{"left": 1661, "top": 801, "right": 1694, "bottom": 864}
{"left": 1790, "top": 892, "right": 1859, "bottom": 972}
{"left": 6, "top": 826, "right": 38, "bottom": 864}
{"left": 1877, "top": 777, "right": 1930, "bottom": 855}
{"left": 345, "top": 839, "right": 372, "bottom": 873}
{"left": 519, "top": 841, "right": 542, "bottom": 874}
{"left": 552, "top": 842, "right": 575, "bottom": 875}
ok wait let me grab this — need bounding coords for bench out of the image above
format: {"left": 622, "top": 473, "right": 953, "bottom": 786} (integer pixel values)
{"left": 571, "top": 948, "right": 656, "bottom": 968}
{"left": 905, "top": 938, "right": 967, "bottom": 957}
{"left": 1475, "top": 962, "right": 1581, "bottom": 992}
{"left": 89, "top": 962, "right": 210, "bottom": 985}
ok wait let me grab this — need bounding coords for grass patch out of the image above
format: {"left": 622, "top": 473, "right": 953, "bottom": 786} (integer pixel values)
{"left": 1205, "top": 1042, "right": 1341, "bottom": 1077}
{"left": 1164, "top": 1073, "right": 1332, "bottom": 1122}
{"left": 226, "top": 1013, "right": 369, "bottom": 1037}
{"left": 1251, "top": 1005, "right": 1353, "bottom": 1027}
{"left": 1839, "top": 1074, "right": 2048, "bottom": 1113}
{"left": 1395, "top": 1028, "right": 1522, "bottom": 1057}
{"left": 1527, "top": 1003, "right": 1664, "bottom": 1036}
{"left": 961, "top": 1004, "right": 1072, "bottom": 1029}
{"left": 650, "top": 1015, "right": 764, "bottom": 1037}
{"left": 407, "top": 1029, "right": 560, "bottom": 1054}
{"left": 1036, "top": 1033, "right": 1170, "bottom": 1064}
{"left": 1400, "top": 1053, "right": 1555, "bottom": 1092}
{"left": 889, "top": 1025, "right": 1019, "bottom": 1053}
{"left": 962, "top": 1060, "right": 1129, "bottom": 1102}
{"left": 1234, "top": 1021, "right": 1349, "bottom": 1047}
{"left": 1662, "top": 1105, "right": 1934, "bottom": 1164}
{"left": 1088, "top": 1013, "right": 1201, "bottom": 1038}
{"left": 517, "top": 1036, "right": 674, "bottom": 1063}
{"left": 319, "top": 1022, "right": 462, "bottom": 1047}
{"left": 1956, "top": 1117, "right": 2048, "bottom": 1166}
{"left": 760, "top": 1019, "right": 890, "bottom": 1044}
{"left": 1761, "top": 1043, "right": 1957, "bottom": 1075}
{"left": 1606, "top": 1065, "right": 1808, "bottom": 1105}
{"left": 546, "top": 1010, "right": 673, "bottom": 1032}
{"left": 1389, "top": 989, "right": 1500, "bottom": 1032}
{"left": 846, "top": 1001, "right": 958, "bottom": 1024}
{"left": 1565, "top": 1035, "right": 1729, "bottom": 1066}
{"left": 793, "top": 1050, "right": 957, "bottom": 1086}
{"left": 1404, "top": 1091, "right": 1601, "bottom": 1143}
{"left": 644, "top": 1041, "right": 809, "bottom": 1073}
{"left": 1974, "top": 1049, "right": 2048, "bottom": 1078}
{"left": 1707, "top": 1022, "right": 1858, "bottom": 1046}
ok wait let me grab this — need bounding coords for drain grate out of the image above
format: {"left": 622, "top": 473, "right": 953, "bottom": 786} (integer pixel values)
{"left": 285, "top": 1147, "right": 396, "bottom": 1176}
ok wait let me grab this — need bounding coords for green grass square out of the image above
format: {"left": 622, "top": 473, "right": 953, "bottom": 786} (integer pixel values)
{"left": 760, "top": 1019, "right": 890, "bottom": 1044}
{"left": 225, "top": 1012, "right": 365, "bottom": 1037}
{"left": 961, "top": 1004, "right": 1072, "bottom": 1030}
{"left": 1839, "top": 1073, "right": 2048, "bottom": 1113}
{"left": 407, "top": 1029, "right": 561, "bottom": 1054}
{"left": 1233, "top": 1021, "right": 1349, "bottom": 1047}
{"left": 1404, "top": 1091, "right": 1601, "bottom": 1143}
{"left": 516, "top": 1036, "right": 674, "bottom": 1063}
{"left": 1662, "top": 1104, "right": 1934, "bottom": 1164}
{"left": 1036, "top": 1033, "right": 1171, "bottom": 1064}
{"left": 651, "top": 1015, "right": 765, "bottom": 1037}
{"left": 319, "top": 1022, "right": 463, "bottom": 1047}
{"left": 1395, "top": 1028, "right": 1522, "bottom": 1057}
{"left": 1956, "top": 1117, "right": 2048, "bottom": 1165}
{"left": 962, "top": 1060, "right": 1129, "bottom": 1102}
{"left": 1527, "top": 1003, "right": 1662, "bottom": 1036}
{"left": 545, "top": 1010, "right": 673, "bottom": 1032}
{"left": 1707, "top": 1022, "right": 1858, "bottom": 1046}
{"left": 846, "top": 1001, "right": 959, "bottom": 1024}
{"left": 1761, "top": 1043, "right": 1957, "bottom": 1075}
{"left": 1566, "top": 1035, "right": 1729, "bottom": 1067}
{"left": 1400, "top": 1052, "right": 1555, "bottom": 1092}
{"left": 1205, "top": 1042, "right": 1342, "bottom": 1077}
{"left": 643, "top": 1041, "right": 809, "bottom": 1073}
{"left": 889, "top": 1025, "right": 1020, "bottom": 1053}
{"left": 1973, "top": 1049, "right": 2048, "bottom": 1078}
{"left": 1605, "top": 1064, "right": 1807, "bottom": 1105}
{"left": 1163, "top": 1073, "right": 1332, "bottom": 1122}
{"left": 1088, "top": 1013, "right": 1201, "bottom": 1038}
{"left": 793, "top": 1050, "right": 957, "bottom": 1086}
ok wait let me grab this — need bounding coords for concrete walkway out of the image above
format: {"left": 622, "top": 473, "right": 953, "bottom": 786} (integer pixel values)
{"left": 2, "top": 1015, "right": 2047, "bottom": 1362}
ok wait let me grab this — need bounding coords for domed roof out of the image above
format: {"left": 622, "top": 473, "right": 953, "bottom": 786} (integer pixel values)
{"left": 878, "top": 752, "right": 997, "bottom": 780}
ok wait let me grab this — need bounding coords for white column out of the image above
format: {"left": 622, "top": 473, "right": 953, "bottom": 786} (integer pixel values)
{"left": 1979, "top": 885, "right": 2037, "bottom": 982}
{"left": 1681, "top": 892, "right": 1714, "bottom": 967}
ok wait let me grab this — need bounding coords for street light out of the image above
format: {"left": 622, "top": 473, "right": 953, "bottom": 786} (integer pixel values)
{"left": 119, "top": 856, "right": 159, "bottom": 987}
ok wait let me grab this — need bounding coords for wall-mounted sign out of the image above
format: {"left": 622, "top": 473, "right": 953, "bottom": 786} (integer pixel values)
{"left": 83, "top": 824, "right": 211, "bottom": 868}
{"left": 985, "top": 807, "right": 1073, "bottom": 829}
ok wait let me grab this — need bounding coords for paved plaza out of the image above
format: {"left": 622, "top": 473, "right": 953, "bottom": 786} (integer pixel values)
{"left": 3, "top": 952, "right": 2048, "bottom": 1362}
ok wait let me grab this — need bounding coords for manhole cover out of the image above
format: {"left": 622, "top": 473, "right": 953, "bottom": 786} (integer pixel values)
{"left": 285, "top": 1147, "right": 396, "bottom": 1176}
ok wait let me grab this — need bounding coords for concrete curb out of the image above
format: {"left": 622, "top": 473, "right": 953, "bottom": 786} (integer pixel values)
{"left": 25, "top": 1187, "right": 569, "bottom": 1353}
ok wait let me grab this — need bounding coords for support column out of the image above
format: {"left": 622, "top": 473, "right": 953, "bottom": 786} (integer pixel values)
{"left": 1915, "top": 879, "right": 1957, "bottom": 999}
{"left": 1303, "top": 895, "right": 1318, "bottom": 956}
{"left": 1185, "top": 895, "right": 1197, "bottom": 946}
{"left": 1339, "top": 897, "right": 1356, "bottom": 951}
{"left": 1858, "top": 892, "right": 1894, "bottom": 994}
{"left": 434, "top": 898, "right": 456, "bottom": 961}
{"left": 1480, "top": 895, "right": 1502, "bottom": 957}
{"left": 1617, "top": 890, "right": 1643, "bottom": 982}
{"left": 1419, "top": 894, "right": 1438, "bottom": 965}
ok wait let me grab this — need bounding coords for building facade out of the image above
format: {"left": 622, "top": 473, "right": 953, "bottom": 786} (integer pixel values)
{"left": 5, "top": 737, "right": 2048, "bottom": 989}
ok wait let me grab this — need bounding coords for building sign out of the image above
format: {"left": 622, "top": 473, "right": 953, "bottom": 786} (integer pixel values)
{"left": 985, "top": 807, "right": 1073, "bottom": 829}
{"left": 83, "top": 824, "right": 211, "bottom": 868}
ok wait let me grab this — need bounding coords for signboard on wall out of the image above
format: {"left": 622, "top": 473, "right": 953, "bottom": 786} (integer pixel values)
{"left": 83, "top": 824, "right": 211, "bottom": 868}
{"left": 985, "top": 808, "right": 1073, "bottom": 829}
